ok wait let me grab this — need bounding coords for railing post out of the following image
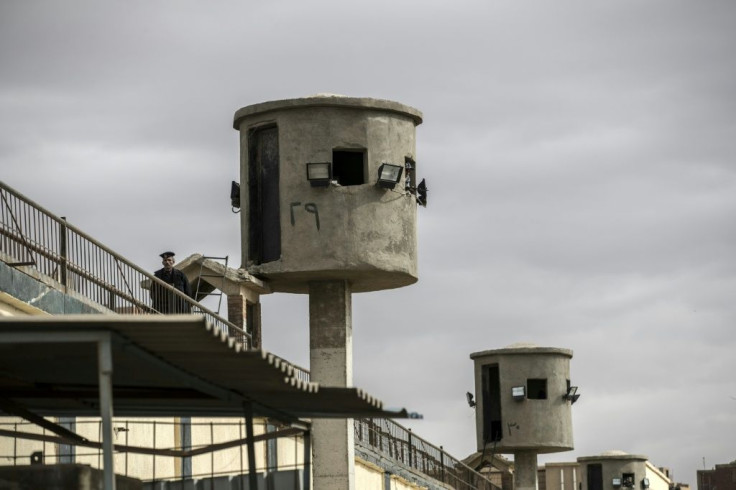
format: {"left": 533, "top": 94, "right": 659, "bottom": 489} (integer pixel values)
{"left": 59, "top": 217, "right": 68, "bottom": 288}
{"left": 440, "top": 445, "right": 445, "bottom": 483}
{"left": 407, "top": 428, "right": 413, "bottom": 468}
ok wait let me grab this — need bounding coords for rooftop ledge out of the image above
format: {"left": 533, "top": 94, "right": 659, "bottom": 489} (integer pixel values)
{"left": 233, "top": 94, "right": 423, "bottom": 129}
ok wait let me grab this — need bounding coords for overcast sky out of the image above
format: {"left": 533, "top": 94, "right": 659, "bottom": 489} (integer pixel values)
{"left": 2, "top": 0, "right": 735, "bottom": 485}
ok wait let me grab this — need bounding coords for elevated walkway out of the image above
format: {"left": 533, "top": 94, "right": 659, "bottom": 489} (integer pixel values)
{"left": 0, "top": 180, "right": 496, "bottom": 490}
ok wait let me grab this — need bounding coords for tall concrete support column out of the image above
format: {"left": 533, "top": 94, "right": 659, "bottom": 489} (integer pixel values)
{"left": 514, "top": 451, "right": 539, "bottom": 490}
{"left": 309, "top": 280, "right": 355, "bottom": 490}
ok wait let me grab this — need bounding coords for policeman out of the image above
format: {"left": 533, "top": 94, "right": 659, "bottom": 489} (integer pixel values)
{"left": 151, "top": 251, "right": 192, "bottom": 313}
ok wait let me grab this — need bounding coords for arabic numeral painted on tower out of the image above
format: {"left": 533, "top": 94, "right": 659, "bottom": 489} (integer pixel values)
{"left": 289, "top": 202, "right": 320, "bottom": 231}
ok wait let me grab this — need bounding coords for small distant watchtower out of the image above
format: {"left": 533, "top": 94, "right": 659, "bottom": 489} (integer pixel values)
{"left": 470, "top": 343, "right": 578, "bottom": 490}
{"left": 233, "top": 94, "right": 424, "bottom": 489}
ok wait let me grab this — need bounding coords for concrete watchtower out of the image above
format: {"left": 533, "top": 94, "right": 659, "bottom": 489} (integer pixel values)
{"left": 233, "top": 94, "right": 423, "bottom": 293}
{"left": 233, "top": 95, "right": 423, "bottom": 489}
{"left": 470, "top": 343, "right": 578, "bottom": 490}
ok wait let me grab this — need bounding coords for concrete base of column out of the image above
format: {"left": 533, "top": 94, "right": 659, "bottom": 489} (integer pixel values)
{"left": 514, "top": 451, "right": 539, "bottom": 490}
{"left": 309, "top": 280, "right": 355, "bottom": 490}
{"left": 311, "top": 418, "right": 355, "bottom": 490}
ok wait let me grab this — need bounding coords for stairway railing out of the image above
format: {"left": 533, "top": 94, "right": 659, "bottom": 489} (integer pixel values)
{"left": 0, "top": 181, "right": 251, "bottom": 347}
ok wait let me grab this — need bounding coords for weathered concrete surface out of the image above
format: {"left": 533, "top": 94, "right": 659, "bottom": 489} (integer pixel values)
{"left": 309, "top": 280, "right": 355, "bottom": 490}
{"left": 471, "top": 344, "right": 575, "bottom": 454}
{"left": 234, "top": 95, "right": 423, "bottom": 293}
{"left": 0, "top": 259, "right": 110, "bottom": 316}
{"left": 578, "top": 452, "right": 655, "bottom": 490}
{"left": 514, "top": 451, "right": 540, "bottom": 490}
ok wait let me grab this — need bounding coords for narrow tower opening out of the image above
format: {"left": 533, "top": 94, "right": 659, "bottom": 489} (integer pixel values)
{"left": 482, "top": 364, "right": 503, "bottom": 442}
{"left": 248, "top": 125, "right": 281, "bottom": 264}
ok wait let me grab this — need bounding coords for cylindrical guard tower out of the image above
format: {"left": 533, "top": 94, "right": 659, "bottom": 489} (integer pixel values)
{"left": 233, "top": 94, "right": 423, "bottom": 293}
{"left": 471, "top": 343, "right": 577, "bottom": 490}
{"left": 234, "top": 95, "right": 423, "bottom": 490}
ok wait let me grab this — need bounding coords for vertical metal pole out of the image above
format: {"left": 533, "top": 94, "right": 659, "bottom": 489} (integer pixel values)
{"left": 244, "top": 402, "right": 258, "bottom": 490}
{"left": 13, "top": 422, "right": 17, "bottom": 465}
{"left": 124, "top": 420, "right": 129, "bottom": 477}
{"left": 239, "top": 420, "right": 244, "bottom": 482}
{"left": 59, "top": 217, "right": 68, "bottom": 287}
{"left": 97, "top": 334, "right": 116, "bottom": 490}
{"left": 302, "top": 430, "right": 311, "bottom": 490}
{"left": 153, "top": 420, "right": 157, "bottom": 484}
{"left": 440, "top": 445, "right": 445, "bottom": 483}
{"left": 407, "top": 429, "right": 413, "bottom": 468}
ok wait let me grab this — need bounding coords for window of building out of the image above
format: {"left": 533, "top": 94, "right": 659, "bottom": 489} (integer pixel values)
{"left": 332, "top": 150, "right": 365, "bottom": 186}
{"left": 527, "top": 378, "right": 547, "bottom": 399}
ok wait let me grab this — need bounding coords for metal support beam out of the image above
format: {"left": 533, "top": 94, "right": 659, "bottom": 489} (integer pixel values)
{"left": 0, "top": 427, "right": 305, "bottom": 458}
{"left": 0, "top": 398, "right": 87, "bottom": 443}
{"left": 98, "top": 334, "right": 116, "bottom": 490}
{"left": 303, "top": 429, "right": 312, "bottom": 490}
{"left": 244, "top": 402, "right": 258, "bottom": 489}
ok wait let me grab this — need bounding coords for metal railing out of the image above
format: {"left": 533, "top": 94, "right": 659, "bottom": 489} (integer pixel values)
{"left": 1, "top": 181, "right": 494, "bottom": 488}
{"left": 0, "top": 181, "right": 251, "bottom": 347}
{"left": 0, "top": 418, "right": 305, "bottom": 484}
{"left": 355, "top": 418, "right": 501, "bottom": 490}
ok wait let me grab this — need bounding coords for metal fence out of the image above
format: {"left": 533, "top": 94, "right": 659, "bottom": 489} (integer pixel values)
{"left": 0, "top": 181, "right": 251, "bottom": 347}
{"left": 355, "top": 418, "right": 501, "bottom": 490}
{"left": 0, "top": 418, "right": 305, "bottom": 484}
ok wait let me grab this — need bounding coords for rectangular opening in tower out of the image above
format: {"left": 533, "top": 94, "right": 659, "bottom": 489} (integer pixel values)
{"left": 527, "top": 378, "right": 548, "bottom": 399}
{"left": 622, "top": 473, "right": 635, "bottom": 488}
{"left": 481, "top": 364, "right": 502, "bottom": 442}
{"left": 248, "top": 125, "right": 281, "bottom": 264}
{"left": 332, "top": 150, "right": 365, "bottom": 186}
{"left": 588, "top": 464, "right": 603, "bottom": 490}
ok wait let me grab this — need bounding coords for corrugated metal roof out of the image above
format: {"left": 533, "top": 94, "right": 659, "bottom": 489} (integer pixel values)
{"left": 0, "top": 315, "right": 417, "bottom": 421}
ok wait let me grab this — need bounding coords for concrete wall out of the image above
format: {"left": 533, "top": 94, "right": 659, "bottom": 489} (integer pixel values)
{"left": 0, "top": 260, "right": 110, "bottom": 316}
{"left": 545, "top": 463, "right": 582, "bottom": 490}
{"left": 645, "top": 462, "right": 674, "bottom": 490}
{"left": 234, "top": 95, "right": 423, "bottom": 293}
{"left": 355, "top": 458, "right": 431, "bottom": 490}
{"left": 698, "top": 462, "right": 736, "bottom": 490}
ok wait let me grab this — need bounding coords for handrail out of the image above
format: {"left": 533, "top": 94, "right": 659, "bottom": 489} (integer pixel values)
{"left": 0, "top": 181, "right": 251, "bottom": 346}
{"left": 355, "top": 417, "right": 501, "bottom": 490}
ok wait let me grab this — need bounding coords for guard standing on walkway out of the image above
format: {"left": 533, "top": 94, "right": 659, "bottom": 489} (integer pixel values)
{"left": 151, "top": 251, "right": 192, "bottom": 313}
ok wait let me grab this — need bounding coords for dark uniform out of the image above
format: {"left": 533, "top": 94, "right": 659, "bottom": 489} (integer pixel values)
{"left": 151, "top": 252, "right": 193, "bottom": 314}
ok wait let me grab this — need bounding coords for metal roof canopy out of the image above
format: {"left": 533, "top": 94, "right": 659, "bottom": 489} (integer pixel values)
{"left": 0, "top": 315, "right": 417, "bottom": 421}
